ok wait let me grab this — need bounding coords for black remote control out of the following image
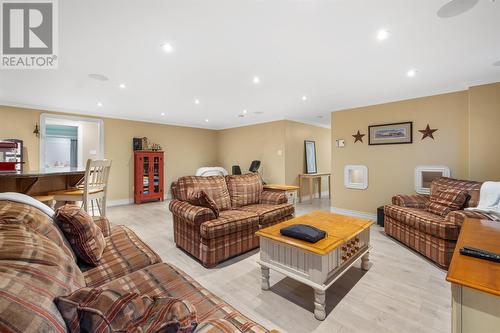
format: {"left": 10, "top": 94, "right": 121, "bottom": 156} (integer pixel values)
{"left": 460, "top": 246, "right": 500, "bottom": 263}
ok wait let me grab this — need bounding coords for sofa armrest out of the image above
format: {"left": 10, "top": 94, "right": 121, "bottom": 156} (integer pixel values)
{"left": 391, "top": 194, "right": 429, "bottom": 209}
{"left": 445, "top": 210, "right": 493, "bottom": 227}
{"left": 93, "top": 216, "right": 111, "bottom": 237}
{"left": 259, "top": 191, "right": 287, "bottom": 205}
{"left": 169, "top": 199, "right": 216, "bottom": 225}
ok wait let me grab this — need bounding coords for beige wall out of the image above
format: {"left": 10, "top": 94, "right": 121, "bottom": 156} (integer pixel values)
{"left": 216, "top": 121, "right": 286, "bottom": 184}
{"left": 331, "top": 81, "right": 500, "bottom": 214}
{"left": 284, "top": 121, "right": 331, "bottom": 196}
{"left": 331, "top": 91, "right": 469, "bottom": 214}
{"left": 0, "top": 106, "right": 218, "bottom": 202}
{"left": 468, "top": 82, "right": 500, "bottom": 182}
{"left": 80, "top": 121, "right": 99, "bottom": 165}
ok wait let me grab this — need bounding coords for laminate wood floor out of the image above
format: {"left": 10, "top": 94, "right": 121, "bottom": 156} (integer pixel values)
{"left": 107, "top": 199, "right": 451, "bottom": 333}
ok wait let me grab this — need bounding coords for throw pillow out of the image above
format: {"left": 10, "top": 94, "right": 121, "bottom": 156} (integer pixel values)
{"left": 55, "top": 287, "right": 198, "bottom": 333}
{"left": 55, "top": 204, "right": 106, "bottom": 266}
{"left": 427, "top": 188, "right": 468, "bottom": 217}
{"left": 188, "top": 190, "right": 220, "bottom": 218}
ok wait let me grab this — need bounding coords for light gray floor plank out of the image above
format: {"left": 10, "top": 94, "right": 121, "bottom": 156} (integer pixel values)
{"left": 107, "top": 199, "right": 451, "bottom": 333}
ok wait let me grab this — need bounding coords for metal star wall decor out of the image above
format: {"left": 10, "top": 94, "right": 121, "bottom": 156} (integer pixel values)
{"left": 419, "top": 124, "right": 438, "bottom": 140}
{"left": 353, "top": 130, "right": 365, "bottom": 143}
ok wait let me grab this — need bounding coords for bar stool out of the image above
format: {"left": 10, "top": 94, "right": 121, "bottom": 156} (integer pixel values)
{"left": 51, "top": 159, "right": 112, "bottom": 216}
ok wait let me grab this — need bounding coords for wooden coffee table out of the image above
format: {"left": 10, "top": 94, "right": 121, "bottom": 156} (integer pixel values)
{"left": 256, "top": 211, "right": 374, "bottom": 320}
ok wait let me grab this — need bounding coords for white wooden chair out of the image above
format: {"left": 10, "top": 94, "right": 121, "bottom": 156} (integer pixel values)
{"left": 52, "top": 159, "right": 112, "bottom": 216}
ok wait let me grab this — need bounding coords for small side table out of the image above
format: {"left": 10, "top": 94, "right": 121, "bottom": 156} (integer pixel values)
{"left": 263, "top": 184, "right": 300, "bottom": 206}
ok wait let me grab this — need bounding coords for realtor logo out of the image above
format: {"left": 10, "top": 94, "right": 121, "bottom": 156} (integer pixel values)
{"left": 1, "top": 0, "right": 58, "bottom": 69}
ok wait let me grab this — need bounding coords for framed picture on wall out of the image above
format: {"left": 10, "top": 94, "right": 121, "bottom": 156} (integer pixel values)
{"left": 304, "top": 140, "right": 317, "bottom": 174}
{"left": 368, "top": 122, "right": 413, "bottom": 145}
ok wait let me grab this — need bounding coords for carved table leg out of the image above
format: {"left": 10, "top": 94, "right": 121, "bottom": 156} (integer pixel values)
{"left": 314, "top": 289, "right": 326, "bottom": 320}
{"left": 361, "top": 252, "right": 370, "bottom": 271}
{"left": 261, "top": 266, "right": 270, "bottom": 290}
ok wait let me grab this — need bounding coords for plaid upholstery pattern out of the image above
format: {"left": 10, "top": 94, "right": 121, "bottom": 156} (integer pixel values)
{"left": 259, "top": 191, "right": 287, "bottom": 205}
{"left": 188, "top": 190, "right": 220, "bottom": 218}
{"left": 392, "top": 194, "right": 430, "bottom": 209}
{"left": 82, "top": 225, "right": 161, "bottom": 287}
{"left": 0, "top": 224, "right": 85, "bottom": 333}
{"left": 56, "top": 288, "right": 198, "bottom": 333}
{"left": 0, "top": 200, "right": 76, "bottom": 261}
{"left": 170, "top": 200, "right": 216, "bottom": 224}
{"left": 200, "top": 210, "right": 259, "bottom": 239}
{"left": 225, "top": 174, "right": 263, "bottom": 208}
{"left": 93, "top": 216, "right": 111, "bottom": 237}
{"left": 55, "top": 205, "right": 106, "bottom": 266}
{"left": 176, "top": 176, "right": 232, "bottom": 211}
{"left": 427, "top": 188, "right": 468, "bottom": 217}
{"left": 384, "top": 204, "right": 459, "bottom": 240}
{"left": 238, "top": 203, "right": 294, "bottom": 227}
{"left": 430, "top": 177, "right": 482, "bottom": 208}
{"left": 101, "top": 263, "right": 271, "bottom": 333}
{"left": 445, "top": 210, "right": 491, "bottom": 227}
{"left": 385, "top": 215, "right": 455, "bottom": 268}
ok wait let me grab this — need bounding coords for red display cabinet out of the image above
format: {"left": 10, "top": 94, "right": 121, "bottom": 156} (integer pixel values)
{"left": 134, "top": 151, "right": 164, "bottom": 204}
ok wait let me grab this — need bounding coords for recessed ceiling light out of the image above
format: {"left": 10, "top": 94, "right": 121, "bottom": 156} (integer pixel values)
{"left": 493, "top": 60, "right": 500, "bottom": 67}
{"left": 194, "top": 99, "right": 200, "bottom": 105}
{"left": 377, "top": 29, "right": 389, "bottom": 41}
{"left": 407, "top": 69, "right": 417, "bottom": 77}
{"left": 161, "top": 112, "right": 165, "bottom": 116}
{"left": 119, "top": 83, "right": 126, "bottom": 89}
{"left": 437, "top": 0, "right": 479, "bottom": 18}
{"left": 205, "top": 119, "right": 209, "bottom": 122}
{"left": 317, "top": 115, "right": 324, "bottom": 119}
{"left": 252, "top": 76, "right": 260, "bottom": 84}
{"left": 242, "top": 110, "right": 247, "bottom": 114}
{"left": 88, "top": 73, "right": 109, "bottom": 81}
{"left": 302, "top": 95, "right": 307, "bottom": 101}
{"left": 97, "top": 102, "right": 103, "bottom": 107}
{"left": 254, "top": 111, "right": 263, "bottom": 115}
{"left": 238, "top": 114, "right": 245, "bottom": 118}
{"left": 161, "top": 42, "right": 174, "bottom": 53}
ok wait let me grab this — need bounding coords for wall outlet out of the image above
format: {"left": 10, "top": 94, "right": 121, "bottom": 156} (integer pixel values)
{"left": 336, "top": 139, "right": 345, "bottom": 148}
{"left": 277, "top": 149, "right": 283, "bottom": 156}
{"left": 89, "top": 150, "right": 97, "bottom": 155}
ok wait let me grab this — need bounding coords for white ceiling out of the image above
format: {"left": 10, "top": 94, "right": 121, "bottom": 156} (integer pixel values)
{"left": 1, "top": 0, "right": 499, "bottom": 129}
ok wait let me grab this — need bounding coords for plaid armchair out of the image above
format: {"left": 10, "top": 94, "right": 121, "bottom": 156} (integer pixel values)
{"left": 384, "top": 177, "right": 492, "bottom": 268}
{"left": 170, "top": 174, "right": 295, "bottom": 267}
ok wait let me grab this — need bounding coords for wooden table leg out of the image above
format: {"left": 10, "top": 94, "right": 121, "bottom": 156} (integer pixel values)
{"left": 314, "top": 289, "right": 326, "bottom": 320}
{"left": 361, "top": 252, "right": 370, "bottom": 271}
{"left": 318, "top": 177, "right": 322, "bottom": 199}
{"left": 261, "top": 266, "right": 270, "bottom": 290}
{"left": 309, "top": 178, "right": 313, "bottom": 204}
{"left": 299, "top": 176, "right": 303, "bottom": 203}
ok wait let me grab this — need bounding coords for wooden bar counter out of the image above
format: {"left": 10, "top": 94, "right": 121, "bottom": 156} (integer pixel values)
{"left": 0, "top": 167, "right": 85, "bottom": 195}
{"left": 446, "top": 218, "right": 500, "bottom": 333}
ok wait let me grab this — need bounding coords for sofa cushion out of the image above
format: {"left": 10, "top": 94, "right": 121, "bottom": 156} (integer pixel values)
{"left": 101, "top": 263, "right": 271, "bottom": 333}
{"left": 188, "top": 190, "right": 220, "bottom": 218}
{"left": 225, "top": 173, "right": 263, "bottom": 208}
{"left": 430, "top": 177, "right": 482, "bottom": 208}
{"left": 176, "top": 176, "right": 232, "bottom": 211}
{"left": 55, "top": 205, "right": 106, "bottom": 266}
{"left": 427, "top": 188, "right": 468, "bottom": 217}
{"left": 384, "top": 204, "right": 460, "bottom": 240}
{"left": 238, "top": 203, "right": 294, "bottom": 227}
{"left": 56, "top": 288, "right": 198, "bottom": 333}
{"left": 81, "top": 225, "right": 161, "bottom": 287}
{"left": 0, "top": 224, "right": 85, "bottom": 333}
{"left": 200, "top": 210, "right": 259, "bottom": 239}
{"left": 0, "top": 200, "right": 76, "bottom": 261}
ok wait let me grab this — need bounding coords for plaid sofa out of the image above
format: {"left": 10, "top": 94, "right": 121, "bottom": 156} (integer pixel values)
{"left": 384, "top": 177, "right": 492, "bottom": 268}
{"left": 0, "top": 199, "right": 278, "bottom": 333}
{"left": 170, "top": 174, "right": 295, "bottom": 267}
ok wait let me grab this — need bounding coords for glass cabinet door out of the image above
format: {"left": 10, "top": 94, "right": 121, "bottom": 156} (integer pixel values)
{"left": 142, "top": 156, "right": 150, "bottom": 195}
{"left": 152, "top": 156, "right": 160, "bottom": 194}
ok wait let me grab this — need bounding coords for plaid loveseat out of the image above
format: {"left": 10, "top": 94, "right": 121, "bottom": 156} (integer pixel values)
{"left": 384, "top": 177, "right": 493, "bottom": 268}
{"left": 0, "top": 199, "right": 278, "bottom": 333}
{"left": 170, "top": 174, "right": 295, "bottom": 267}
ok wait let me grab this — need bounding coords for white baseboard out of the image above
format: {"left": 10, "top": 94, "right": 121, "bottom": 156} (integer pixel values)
{"left": 330, "top": 206, "right": 377, "bottom": 221}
